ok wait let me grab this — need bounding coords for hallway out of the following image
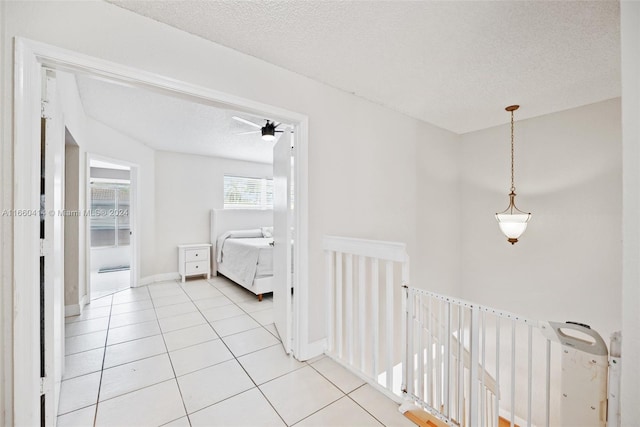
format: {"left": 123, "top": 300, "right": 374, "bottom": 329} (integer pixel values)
{"left": 59, "top": 276, "right": 412, "bottom": 426}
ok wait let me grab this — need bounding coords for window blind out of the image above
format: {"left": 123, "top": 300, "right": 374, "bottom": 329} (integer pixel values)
{"left": 224, "top": 175, "right": 273, "bottom": 209}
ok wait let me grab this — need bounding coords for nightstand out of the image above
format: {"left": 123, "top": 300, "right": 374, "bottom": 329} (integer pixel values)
{"left": 178, "top": 243, "right": 212, "bottom": 282}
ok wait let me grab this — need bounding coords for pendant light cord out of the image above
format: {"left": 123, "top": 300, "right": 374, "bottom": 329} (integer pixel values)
{"left": 510, "top": 109, "right": 515, "bottom": 193}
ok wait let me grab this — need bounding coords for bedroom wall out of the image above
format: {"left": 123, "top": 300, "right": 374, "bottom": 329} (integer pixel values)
{"left": 459, "top": 99, "right": 622, "bottom": 342}
{"left": 57, "top": 72, "right": 156, "bottom": 283}
{"left": 154, "top": 150, "right": 272, "bottom": 276}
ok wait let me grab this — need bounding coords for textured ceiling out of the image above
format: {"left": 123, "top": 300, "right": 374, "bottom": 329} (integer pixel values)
{"left": 109, "top": 0, "right": 620, "bottom": 134}
{"left": 76, "top": 74, "right": 278, "bottom": 164}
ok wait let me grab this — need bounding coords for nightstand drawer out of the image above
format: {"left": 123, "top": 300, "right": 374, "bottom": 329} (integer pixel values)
{"left": 185, "top": 248, "right": 209, "bottom": 262}
{"left": 185, "top": 260, "right": 209, "bottom": 274}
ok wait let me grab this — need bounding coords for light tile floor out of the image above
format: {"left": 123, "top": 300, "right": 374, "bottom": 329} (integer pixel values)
{"left": 59, "top": 276, "right": 414, "bottom": 427}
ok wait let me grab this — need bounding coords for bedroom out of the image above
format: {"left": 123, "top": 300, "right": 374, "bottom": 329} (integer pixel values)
{"left": 1, "top": 1, "right": 638, "bottom": 426}
{"left": 58, "top": 67, "right": 296, "bottom": 320}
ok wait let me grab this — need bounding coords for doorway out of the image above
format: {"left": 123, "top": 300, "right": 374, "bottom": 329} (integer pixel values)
{"left": 12, "top": 38, "right": 310, "bottom": 426}
{"left": 87, "top": 158, "right": 135, "bottom": 300}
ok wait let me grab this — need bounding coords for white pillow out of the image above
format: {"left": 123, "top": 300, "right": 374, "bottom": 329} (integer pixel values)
{"left": 227, "top": 229, "right": 263, "bottom": 239}
{"left": 261, "top": 226, "right": 274, "bottom": 238}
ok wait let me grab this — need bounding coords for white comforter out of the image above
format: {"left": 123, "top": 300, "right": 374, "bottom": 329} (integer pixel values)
{"left": 218, "top": 236, "right": 273, "bottom": 287}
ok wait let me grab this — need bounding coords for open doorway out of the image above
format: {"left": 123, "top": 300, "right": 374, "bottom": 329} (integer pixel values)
{"left": 13, "top": 38, "right": 309, "bottom": 426}
{"left": 87, "top": 158, "right": 134, "bottom": 300}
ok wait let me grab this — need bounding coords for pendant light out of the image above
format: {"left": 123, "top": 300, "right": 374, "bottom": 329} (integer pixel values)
{"left": 495, "top": 105, "right": 531, "bottom": 245}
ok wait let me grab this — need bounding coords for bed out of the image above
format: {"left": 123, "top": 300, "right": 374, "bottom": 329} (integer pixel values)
{"left": 210, "top": 209, "right": 274, "bottom": 301}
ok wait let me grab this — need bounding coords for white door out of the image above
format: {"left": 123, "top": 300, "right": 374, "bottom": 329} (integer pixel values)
{"left": 272, "top": 128, "right": 293, "bottom": 353}
{"left": 42, "top": 70, "right": 65, "bottom": 423}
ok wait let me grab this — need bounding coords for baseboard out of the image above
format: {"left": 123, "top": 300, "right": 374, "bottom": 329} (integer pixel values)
{"left": 297, "top": 338, "right": 327, "bottom": 361}
{"left": 64, "top": 294, "right": 87, "bottom": 317}
{"left": 64, "top": 303, "right": 81, "bottom": 317}
{"left": 138, "top": 272, "right": 181, "bottom": 286}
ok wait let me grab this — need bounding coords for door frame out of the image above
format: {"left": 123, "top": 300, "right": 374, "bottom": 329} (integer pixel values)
{"left": 85, "top": 153, "right": 140, "bottom": 298}
{"left": 12, "top": 37, "right": 311, "bottom": 425}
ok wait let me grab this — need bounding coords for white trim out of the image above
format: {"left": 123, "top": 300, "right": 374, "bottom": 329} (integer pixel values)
{"left": 299, "top": 338, "right": 327, "bottom": 361}
{"left": 13, "top": 37, "right": 43, "bottom": 427}
{"left": 12, "top": 37, "right": 310, "bottom": 423}
{"left": 139, "top": 272, "right": 181, "bottom": 286}
{"left": 64, "top": 293, "right": 87, "bottom": 317}
{"left": 85, "top": 152, "right": 140, "bottom": 299}
{"left": 323, "top": 235, "right": 408, "bottom": 263}
{"left": 64, "top": 304, "right": 80, "bottom": 317}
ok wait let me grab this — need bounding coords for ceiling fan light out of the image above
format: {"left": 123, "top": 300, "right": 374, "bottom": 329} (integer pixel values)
{"left": 261, "top": 123, "right": 276, "bottom": 141}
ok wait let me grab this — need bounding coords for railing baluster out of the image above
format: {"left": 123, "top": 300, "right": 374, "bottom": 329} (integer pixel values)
{"left": 345, "top": 253, "right": 353, "bottom": 365}
{"left": 436, "top": 299, "right": 442, "bottom": 411}
{"left": 401, "top": 258, "right": 410, "bottom": 397}
{"left": 481, "top": 311, "right": 486, "bottom": 427}
{"left": 325, "top": 251, "right": 334, "bottom": 353}
{"left": 469, "top": 305, "right": 480, "bottom": 427}
{"left": 444, "top": 301, "right": 451, "bottom": 416}
{"left": 418, "top": 293, "right": 424, "bottom": 402}
{"left": 427, "top": 295, "right": 433, "bottom": 406}
{"left": 336, "top": 252, "right": 343, "bottom": 359}
{"left": 458, "top": 305, "right": 464, "bottom": 425}
{"left": 385, "top": 260, "right": 394, "bottom": 391}
{"left": 371, "top": 258, "right": 379, "bottom": 379}
{"left": 495, "top": 317, "right": 500, "bottom": 427}
{"left": 358, "top": 255, "right": 366, "bottom": 372}
{"left": 545, "top": 338, "right": 551, "bottom": 427}
{"left": 527, "top": 325, "right": 532, "bottom": 427}
{"left": 406, "top": 287, "right": 414, "bottom": 397}
{"left": 510, "top": 320, "right": 516, "bottom": 427}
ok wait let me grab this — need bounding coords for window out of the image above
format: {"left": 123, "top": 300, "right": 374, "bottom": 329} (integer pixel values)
{"left": 224, "top": 175, "right": 273, "bottom": 209}
{"left": 90, "top": 183, "right": 130, "bottom": 247}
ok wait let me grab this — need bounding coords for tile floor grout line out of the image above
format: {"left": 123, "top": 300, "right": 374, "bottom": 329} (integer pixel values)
{"left": 149, "top": 279, "right": 193, "bottom": 427}
{"left": 179, "top": 278, "right": 290, "bottom": 427}
{"left": 288, "top": 394, "right": 347, "bottom": 427}
{"left": 63, "top": 279, "right": 402, "bottom": 427}
{"left": 91, "top": 292, "right": 116, "bottom": 427}
{"left": 344, "top": 391, "right": 389, "bottom": 427}
{"left": 302, "top": 359, "right": 389, "bottom": 426}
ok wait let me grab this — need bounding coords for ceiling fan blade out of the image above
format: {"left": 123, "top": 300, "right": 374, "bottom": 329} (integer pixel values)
{"left": 232, "top": 116, "right": 262, "bottom": 129}
{"left": 235, "top": 130, "right": 261, "bottom": 135}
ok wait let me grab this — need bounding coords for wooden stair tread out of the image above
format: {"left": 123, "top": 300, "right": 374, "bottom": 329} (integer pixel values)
{"left": 403, "top": 409, "right": 450, "bottom": 427}
{"left": 403, "top": 408, "right": 518, "bottom": 427}
{"left": 499, "top": 416, "right": 519, "bottom": 427}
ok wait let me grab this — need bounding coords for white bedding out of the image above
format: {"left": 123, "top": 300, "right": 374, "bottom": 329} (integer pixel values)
{"left": 218, "top": 236, "right": 274, "bottom": 288}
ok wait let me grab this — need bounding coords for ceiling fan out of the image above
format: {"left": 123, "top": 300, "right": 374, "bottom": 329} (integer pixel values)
{"left": 232, "top": 116, "right": 283, "bottom": 141}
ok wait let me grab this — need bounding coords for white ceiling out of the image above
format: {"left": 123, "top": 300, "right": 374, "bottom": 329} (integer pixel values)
{"left": 76, "top": 74, "right": 279, "bottom": 164}
{"left": 109, "top": 0, "right": 620, "bottom": 134}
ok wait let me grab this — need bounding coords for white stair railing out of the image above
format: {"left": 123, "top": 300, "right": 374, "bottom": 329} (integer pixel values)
{"left": 323, "top": 236, "right": 611, "bottom": 427}
{"left": 323, "top": 235, "right": 409, "bottom": 400}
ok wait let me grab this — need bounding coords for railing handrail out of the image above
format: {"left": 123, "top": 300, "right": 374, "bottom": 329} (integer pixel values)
{"left": 412, "top": 288, "right": 539, "bottom": 327}
{"left": 323, "top": 235, "right": 409, "bottom": 263}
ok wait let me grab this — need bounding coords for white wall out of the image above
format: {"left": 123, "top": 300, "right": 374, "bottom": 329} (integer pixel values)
{"left": 1, "top": 0, "right": 462, "bottom": 348}
{"left": 154, "top": 150, "right": 272, "bottom": 275}
{"left": 83, "top": 118, "right": 156, "bottom": 279}
{"left": 58, "top": 73, "right": 88, "bottom": 312}
{"left": 416, "top": 124, "right": 462, "bottom": 295}
{"left": 459, "top": 99, "right": 622, "bottom": 342}
{"left": 621, "top": 2, "right": 640, "bottom": 424}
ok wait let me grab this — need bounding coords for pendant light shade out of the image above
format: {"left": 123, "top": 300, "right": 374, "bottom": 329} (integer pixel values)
{"left": 495, "top": 105, "right": 531, "bottom": 245}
